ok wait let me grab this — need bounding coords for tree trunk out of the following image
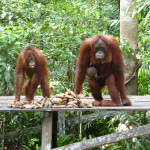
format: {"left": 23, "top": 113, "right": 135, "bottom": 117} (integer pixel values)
{"left": 120, "top": 0, "right": 138, "bottom": 95}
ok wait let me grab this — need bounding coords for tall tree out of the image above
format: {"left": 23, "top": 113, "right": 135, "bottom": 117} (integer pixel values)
{"left": 120, "top": 0, "right": 139, "bottom": 95}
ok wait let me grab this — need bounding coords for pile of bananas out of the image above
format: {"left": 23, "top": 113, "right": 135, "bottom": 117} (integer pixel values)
{"left": 7, "top": 101, "right": 42, "bottom": 109}
{"left": 7, "top": 90, "right": 92, "bottom": 109}
{"left": 38, "top": 89, "right": 92, "bottom": 108}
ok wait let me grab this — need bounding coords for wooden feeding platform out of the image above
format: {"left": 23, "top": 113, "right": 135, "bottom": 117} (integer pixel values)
{"left": 1, "top": 95, "right": 150, "bottom": 111}
{"left": 0, "top": 95, "right": 150, "bottom": 149}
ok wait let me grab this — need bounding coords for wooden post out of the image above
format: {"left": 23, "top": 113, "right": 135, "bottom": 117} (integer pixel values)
{"left": 41, "top": 112, "right": 58, "bottom": 149}
{"left": 42, "top": 112, "right": 53, "bottom": 150}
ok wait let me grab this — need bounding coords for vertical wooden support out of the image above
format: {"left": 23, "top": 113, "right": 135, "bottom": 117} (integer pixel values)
{"left": 42, "top": 112, "right": 53, "bottom": 150}
{"left": 41, "top": 111, "right": 58, "bottom": 149}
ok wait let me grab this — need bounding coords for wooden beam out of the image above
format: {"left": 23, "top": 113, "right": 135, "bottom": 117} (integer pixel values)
{"left": 41, "top": 112, "right": 53, "bottom": 150}
{"left": 52, "top": 123, "right": 150, "bottom": 150}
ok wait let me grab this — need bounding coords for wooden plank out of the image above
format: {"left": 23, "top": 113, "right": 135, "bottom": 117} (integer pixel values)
{"left": 1, "top": 106, "right": 150, "bottom": 111}
{"left": 52, "top": 123, "right": 150, "bottom": 150}
{"left": 41, "top": 112, "right": 53, "bottom": 150}
{"left": 0, "top": 96, "right": 150, "bottom": 111}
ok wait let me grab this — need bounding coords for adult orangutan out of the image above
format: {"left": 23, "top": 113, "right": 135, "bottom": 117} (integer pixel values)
{"left": 74, "top": 34, "right": 131, "bottom": 107}
{"left": 14, "top": 46, "right": 50, "bottom": 103}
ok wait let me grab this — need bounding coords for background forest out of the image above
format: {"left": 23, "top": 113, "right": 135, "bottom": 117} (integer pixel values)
{"left": 0, "top": 0, "right": 149, "bottom": 149}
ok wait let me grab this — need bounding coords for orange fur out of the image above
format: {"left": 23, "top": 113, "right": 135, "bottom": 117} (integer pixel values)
{"left": 15, "top": 46, "right": 50, "bottom": 103}
{"left": 74, "top": 34, "right": 131, "bottom": 106}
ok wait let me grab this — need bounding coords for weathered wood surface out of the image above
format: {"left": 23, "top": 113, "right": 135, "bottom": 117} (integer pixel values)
{"left": 52, "top": 123, "right": 150, "bottom": 150}
{"left": 41, "top": 112, "right": 53, "bottom": 150}
{"left": 0, "top": 95, "right": 150, "bottom": 112}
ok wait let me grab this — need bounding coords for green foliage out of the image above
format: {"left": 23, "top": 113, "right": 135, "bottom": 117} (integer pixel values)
{"left": 103, "top": 111, "right": 149, "bottom": 150}
{"left": 59, "top": 111, "right": 149, "bottom": 150}
{"left": 138, "top": 64, "right": 150, "bottom": 95}
{"left": 134, "top": 0, "right": 150, "bottom": 95}
{"left": 22, "top": 138, "right": 41, "bottom": 150}
{"left": 118, "top": 39, "right": 134, "bottom": 58}
{"left": 0, "top": 0, "right": 119, "bottom": 95}
{"left": 0, "top": 112, "right": 42, "bottom": 149}
{"left": 57, "top": 134, "right": 74, "bottom": 146}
